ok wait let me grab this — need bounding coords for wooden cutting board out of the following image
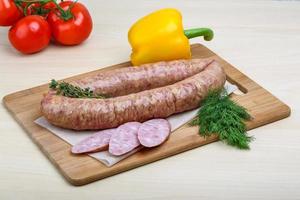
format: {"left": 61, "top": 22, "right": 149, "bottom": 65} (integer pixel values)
{"left": 3, "top": 44, "right": 290, "bottom": 186}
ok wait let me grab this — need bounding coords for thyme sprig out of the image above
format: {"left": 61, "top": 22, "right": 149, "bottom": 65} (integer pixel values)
{"left": 49, "top": 79, "right": 106, "bottom": 99}
{"left": 190, "top": 89, "right": 253, "bottom": 149}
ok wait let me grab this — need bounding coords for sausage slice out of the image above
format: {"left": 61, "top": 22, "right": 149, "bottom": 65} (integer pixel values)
{"left": 109, "top": 122, "right": 142, "bottom": 156}
{"left": 138, "top": 119, "right": 171, "bottom": 147}
{"left": 71, "top": 129, "right": 115, "bottom": 154}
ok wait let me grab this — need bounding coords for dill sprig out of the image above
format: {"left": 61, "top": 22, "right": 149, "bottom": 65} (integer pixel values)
{"left": 190, "top": 89, "right": 253, "bottom": 149}
{"left": 49, "top": 79, "right": 106, "bottom": 99}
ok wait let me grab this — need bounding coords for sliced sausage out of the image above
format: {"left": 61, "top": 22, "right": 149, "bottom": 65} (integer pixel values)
{"left": 71, "top": 129, "right": 115, "bottom": 154}
{"left": 41, "top": 60, "right": 226, "bottom": 130}
{"left": 71, "top": 58, "right": 213, "bottom": 97}
{"left": 138, "top": 119, "right": 171, "bottom": 147}
{"left": 109, "top": 122, "right": 141, "bottom": 156}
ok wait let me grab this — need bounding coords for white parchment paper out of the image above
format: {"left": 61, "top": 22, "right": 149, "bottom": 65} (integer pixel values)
{"left": 35, "top": 82, "right": 238, "bottom": 167}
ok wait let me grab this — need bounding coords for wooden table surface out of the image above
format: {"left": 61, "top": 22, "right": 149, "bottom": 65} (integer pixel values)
{"left": 1, "top": 0, "right": 299, "bottom": 199}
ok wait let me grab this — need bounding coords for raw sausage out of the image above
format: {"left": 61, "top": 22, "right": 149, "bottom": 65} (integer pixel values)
{"left": 138, "top": 119, "right": 171, "bottom": 147}
{"left": 71, "top": 58, "right": 213, "bottom": 97}
{"left": 41, "top": 60, "right": 226, "bottom": 130}
{"left": 71, "top": 129, "right": 115, "bottom": 154}
{"left": 109, "top": 122, "right": 141, "bottom": 156}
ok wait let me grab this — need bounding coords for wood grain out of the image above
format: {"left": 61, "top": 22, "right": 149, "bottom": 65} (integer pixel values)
{"left": 2, "top": 44, "right": 290, "bottom": 185}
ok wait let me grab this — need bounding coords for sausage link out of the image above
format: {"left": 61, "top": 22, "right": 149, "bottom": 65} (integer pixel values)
{"left": 41, "top": 60, "right": 226, "bottom": 130}
{"left": 71, "top": 58, "right": 213, "bottom": 97}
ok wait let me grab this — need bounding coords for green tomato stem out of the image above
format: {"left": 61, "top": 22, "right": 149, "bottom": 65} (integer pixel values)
{"left": 15, "top": 0, "right": 53, "bottom": 16}
{"left": 50, "top": 0, "right": 73, "bottom": 20}
{"left": 14, "top": 0, "right": 74, "bottom": 21}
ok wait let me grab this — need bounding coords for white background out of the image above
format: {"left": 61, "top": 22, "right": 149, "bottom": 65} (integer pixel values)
{"left": 0, "top": 0, "right": 300, "bottom": 199}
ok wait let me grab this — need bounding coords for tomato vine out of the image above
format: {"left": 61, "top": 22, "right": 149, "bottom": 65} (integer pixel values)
{"left": 14, "top": 0, "right": 76, "bottom": 20}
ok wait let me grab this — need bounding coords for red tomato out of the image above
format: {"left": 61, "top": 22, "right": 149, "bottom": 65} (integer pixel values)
{"left": 43, "top": 2, "right": 56, "bottom": 10}
{"left": 0, "top": 0, "right": 23, "bottom": 26}
{"left": 8, "top": 15, "right": 51, "bottom": 54}
{"left": 26, "top": 2, "right": 56, "bottom": 17}
{"left": 25, "top": 3, "right": 41, "bottom": 16}
{"left": 47, "top": 1, "right": 93, "bottom": 45}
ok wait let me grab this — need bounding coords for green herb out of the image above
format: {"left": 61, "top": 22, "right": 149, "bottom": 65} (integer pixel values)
{"left": 49, "top": 79, "right": 106, "bottom": 99}
{"left": 190, "top": 89, "right": 253, "bottom": 149}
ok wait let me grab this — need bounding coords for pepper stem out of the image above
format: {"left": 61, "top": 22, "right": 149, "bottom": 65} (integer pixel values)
{"left": 184, "top": 28, "right": 214, "bottom": 41}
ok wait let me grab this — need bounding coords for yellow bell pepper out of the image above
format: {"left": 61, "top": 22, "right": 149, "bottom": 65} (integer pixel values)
{"left": 128, "top": 8, "right": 214, "bottom": 66}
